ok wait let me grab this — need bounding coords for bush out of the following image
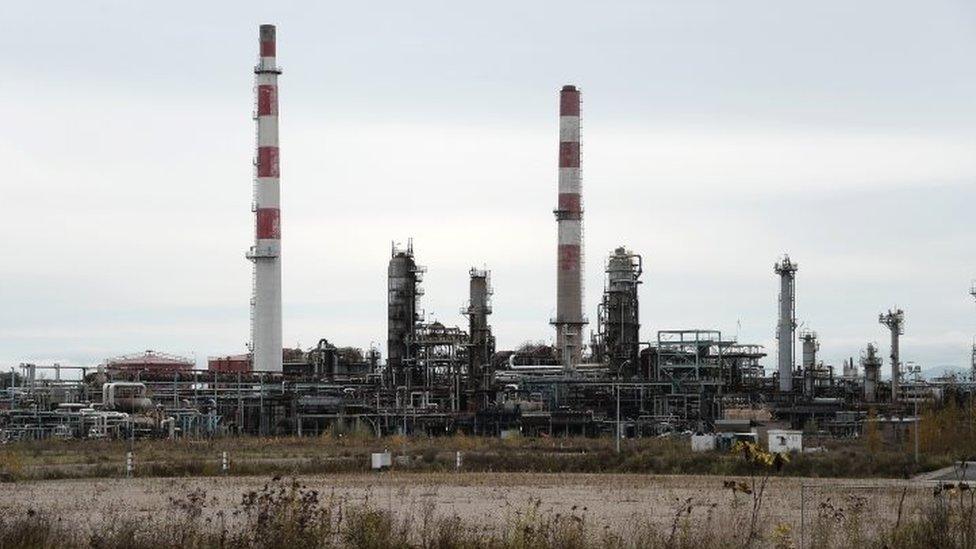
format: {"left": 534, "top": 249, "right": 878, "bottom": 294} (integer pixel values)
{"left": 0, "top": 451, "right": 23, "bottom": 482}
{"left": 0, "top": 510, "right": 62, "bottom": 549}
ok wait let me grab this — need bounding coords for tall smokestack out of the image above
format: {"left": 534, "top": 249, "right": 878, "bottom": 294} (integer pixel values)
{"left": 774, "top": 255, "right": 797, "bottom": 392}
{"left": 552, "top": 84, "right": 586, "bottom": 369}
{"left": 246, "top": 24, "right": 283, "bottom": 372}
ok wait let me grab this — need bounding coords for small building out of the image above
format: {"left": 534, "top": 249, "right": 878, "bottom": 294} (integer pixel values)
{"left": 209, "top": 354, "right": 252, "bottom": 374}
{"left": 371, "top": 451, "right": 392, "bottom": 470}
{"left": 861, "top": 416, "right": 919, "bottom": 446}
{"left": 768, "top": 429, "right": 803, "bottom": 453}
{"left": 691, "top": 433, "right": 716, "bottom": 452}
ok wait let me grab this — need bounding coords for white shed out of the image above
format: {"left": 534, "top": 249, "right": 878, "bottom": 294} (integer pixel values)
{"left": 371, "top": 451, "right": 392, "bottom": 470}
{"left": 691, "top": 434, "right": 716, "bottom": 452}
{"left": 767, "top": 430, "right": 802, "bottom": 453}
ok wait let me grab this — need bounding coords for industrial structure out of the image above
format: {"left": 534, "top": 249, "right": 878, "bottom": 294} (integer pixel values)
{"left": 861, "top": 343, "right": 882, "bottom": 403}
{"left": 593, "top": 247, "right": 642, "bottom": 378}
{"left": 552, "top": 85, "right": 586, "bottom": 370}
{"left": 2, "top": 27, "right": 972, "bottom": 444}
{"left": 879, "top": 308, "right": 905, "bottom": 402}
{"left": 774, "top": 256, "right": 798, "bottom": 393}
{"left": 246, "top": 24, "right": 284, "bottom": 373}
{"left": 463, "top": 268, "right": 495, "bottom": 410}
{"left": 386, "top": 240, "right": 423, "bottom": 389}
{"left": 105, "top": 351, "right": 193, "bottom": 375}
{"left": 799, "top": 330, "right": 818, "bottom": 397}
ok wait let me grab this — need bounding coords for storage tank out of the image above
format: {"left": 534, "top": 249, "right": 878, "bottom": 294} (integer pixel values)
{"left": 105, "top": 350, "right": 193, "bottom": 376}
{"left": 102, "top": 382, "right": 152, "bottom": 413}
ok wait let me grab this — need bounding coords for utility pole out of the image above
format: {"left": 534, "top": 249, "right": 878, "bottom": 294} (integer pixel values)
{"left": 970, "top": 282, "right": 976, "bottom": 381}
{"left": 908, "top": 363, "right": 921, "bottom": 463}
{"left": 915, "top": 396, "right": 919, "bottom": 464}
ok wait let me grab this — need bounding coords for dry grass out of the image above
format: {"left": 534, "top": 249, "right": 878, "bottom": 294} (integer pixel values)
{"left": 0, "top": 474, "right": 969, "bottom": 548}
{"left": 0, "top": 434, "right": 951, "bottom": 481}
{"left": 0, "top": 473, "right": 937, "bottom": 547}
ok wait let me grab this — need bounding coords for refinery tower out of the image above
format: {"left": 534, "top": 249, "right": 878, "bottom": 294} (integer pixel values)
{"left": 246, "top": 25, "right": 283, "bottom": 372}
{"left": 552, "top": 85, "right": 586, "bottom": 369}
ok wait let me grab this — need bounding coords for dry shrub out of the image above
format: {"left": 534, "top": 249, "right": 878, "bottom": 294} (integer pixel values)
{"left": 0, "top": 509, "right": 63, "bottom": 549}
{"left": 342, "top": 504, "right": 408, "bottom": 548}
{"left": 505, "top": 499, "right": 588, "bottom": 549}
{"left": 882, "top": 482, "right": 976, "bottom": 549}
{"left": 0, "top": 451, "right": 23, "bottom": 482}
{"left": 232, "top": 477, "right": 338, "bottom": 548}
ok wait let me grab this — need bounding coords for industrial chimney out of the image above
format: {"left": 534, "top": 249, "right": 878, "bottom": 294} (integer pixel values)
{"left": 774, "top": 255, "right": 798, "bottom": 392}
{"left": 552, "top": 85, "right": 586, "bottom": 369}
{"left": 246, "top": 24, "right": 283, "bottom": 373}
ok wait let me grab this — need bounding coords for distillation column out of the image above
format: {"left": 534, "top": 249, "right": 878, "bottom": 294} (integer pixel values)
{"left": 387, "top": 241, "right": 422, "bottom": 388}
{"left": 552, "top": 85, "right": 586, "bottom": 369}
{"left": 861, "top": 343, "right": 882, "bottom": 403}
{"left": 879, "top": 308, "right": 905, "bottom": 402}
{"left": 599, "top": 247, "right": 642, "bottom": 378}
{"left": 464, "top": 268, "right": 494, "bottom": 409}
{"left": 800, "top": 330, "right": 818, "bottom": 396}
{"left": 774, "top": 255, "right": 798, "bottom": 392}
{"left": 247, "top": 24, "right": 283, "bottom": 373}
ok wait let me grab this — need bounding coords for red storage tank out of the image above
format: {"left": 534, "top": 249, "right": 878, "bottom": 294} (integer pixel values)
{"left": 105, "top": 350, "right": 193, "bottom": 375}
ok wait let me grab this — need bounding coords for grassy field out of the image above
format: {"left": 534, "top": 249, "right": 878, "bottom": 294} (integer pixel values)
{"left": 0, "top": 434, "right": 952, "bottom": 481}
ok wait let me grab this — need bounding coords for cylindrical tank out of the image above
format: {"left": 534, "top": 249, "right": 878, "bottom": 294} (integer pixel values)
{"left": 102, "top": 382, "right": 152, "bottom": 413}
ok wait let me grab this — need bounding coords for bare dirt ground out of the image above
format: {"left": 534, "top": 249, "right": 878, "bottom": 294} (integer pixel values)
{"left": 0, "top": 472, "right": 932, "bottom": 539}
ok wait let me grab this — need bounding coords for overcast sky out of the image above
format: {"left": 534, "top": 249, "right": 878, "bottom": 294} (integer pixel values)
{"left": 2, "top": 1, "right": 975, "bottom": 374}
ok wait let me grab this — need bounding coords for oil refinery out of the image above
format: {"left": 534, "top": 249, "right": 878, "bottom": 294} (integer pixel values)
{"left": 2, "top": 24, "right": 974, "bottom": 444}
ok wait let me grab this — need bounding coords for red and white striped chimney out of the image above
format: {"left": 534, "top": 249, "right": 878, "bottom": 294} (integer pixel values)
{"left": 552, "top": 84, "right": 585, "bottom": 368}
{"left": 246, "top": 24, "right": 283, "bottom": 372}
